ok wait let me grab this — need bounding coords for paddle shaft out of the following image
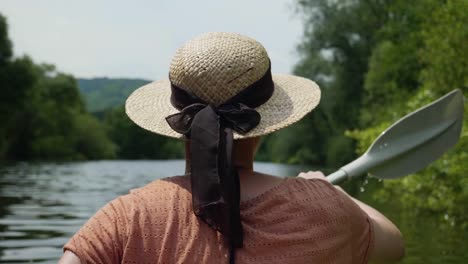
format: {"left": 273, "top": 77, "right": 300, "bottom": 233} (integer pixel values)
{"left": 327, "top": 170, "right": 348, "bottom": 184}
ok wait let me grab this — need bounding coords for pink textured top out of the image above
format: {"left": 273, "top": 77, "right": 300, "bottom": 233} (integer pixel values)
{"left": 64, "top": 176, "right": 374, "bottom": 263}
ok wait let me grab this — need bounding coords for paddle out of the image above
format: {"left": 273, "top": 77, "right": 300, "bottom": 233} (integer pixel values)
{"left": 327, "top": 89, "right": 465, "bottom": 184}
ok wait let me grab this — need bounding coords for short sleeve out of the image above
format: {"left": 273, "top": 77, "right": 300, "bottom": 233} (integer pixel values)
{"left": 64, "top": 196, "right": 129, "bottom": 264}
{"left": 340, "top": 192, "right": 375, "bottom": 264}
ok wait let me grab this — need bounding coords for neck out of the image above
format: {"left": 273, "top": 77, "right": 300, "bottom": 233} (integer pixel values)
{"left": 184, "top": 137, "right": 259, "bottom": 174}
{"left": 185, "top": 158, "right": 253, "bottom": 175}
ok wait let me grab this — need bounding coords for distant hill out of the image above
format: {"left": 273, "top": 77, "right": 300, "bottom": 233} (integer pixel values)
{"left": 77, "top": 78, "right": 151, "bottom": 113}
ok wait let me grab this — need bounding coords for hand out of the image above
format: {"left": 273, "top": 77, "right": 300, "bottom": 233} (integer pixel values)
{"left": 297, "top": 171, "right": 327, "bottom": 181}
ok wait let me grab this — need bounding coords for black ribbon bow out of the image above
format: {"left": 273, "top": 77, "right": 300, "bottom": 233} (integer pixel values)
{"left": 165, "top": 62, "right": 274, "bottom": 263}
{"left": 165, "top": 101, "right": 260, "bottom": 246}
{"left": 166, "top": 102, "right": 261, "bottom": 135}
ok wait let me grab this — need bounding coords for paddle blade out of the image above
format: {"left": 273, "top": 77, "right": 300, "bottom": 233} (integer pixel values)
{"left": 342, "top": 89, "right": 464, "bottom": 179}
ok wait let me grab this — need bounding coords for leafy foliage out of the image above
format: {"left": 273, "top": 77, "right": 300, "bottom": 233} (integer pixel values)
{"left": 348, "top": 0, "right": 468, "bottom": 225}
{"left": 269, "top": 0, "right": 391, "bottom": 168}
{"left": 103, "top": 107, "right": 184, "bottom": 159}
{"left": 0, "top": 14, "right": 115, "bottom": 161}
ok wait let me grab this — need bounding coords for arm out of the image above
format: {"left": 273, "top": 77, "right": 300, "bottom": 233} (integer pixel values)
{"left": 335, "top": 185, "right": 405, "bottom": 263}
{"left": 298, "top": 171, "right": 405, "bottom": 263}
{"left": 58, "top": 250, "right": 81, "bottom": 264}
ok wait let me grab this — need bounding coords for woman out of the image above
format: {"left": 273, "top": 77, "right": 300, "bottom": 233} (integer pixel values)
{"left": 60, "top": 32, "right": 404, "bottom": 263}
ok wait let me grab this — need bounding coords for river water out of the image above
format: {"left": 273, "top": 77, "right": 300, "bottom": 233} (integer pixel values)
{"left": 0, "top": 161, "right": 466, "bottom": 263}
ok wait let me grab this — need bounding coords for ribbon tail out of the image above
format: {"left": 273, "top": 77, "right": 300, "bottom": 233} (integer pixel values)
{"left": 190, "top": 105, "right": 227, "bottom": 229}
{"left": 220, "top": 127, "right": 243, "bottom": 248}
{"left": 189, "top": 105, "right": 244, "bottom": 250}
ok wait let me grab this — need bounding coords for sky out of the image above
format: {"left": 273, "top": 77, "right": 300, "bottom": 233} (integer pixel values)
{"left": 0, "top": 0, "right": 304, "bottom": 80}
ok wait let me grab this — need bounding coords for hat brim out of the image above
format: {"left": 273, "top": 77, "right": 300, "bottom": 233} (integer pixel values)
{"left": 125, "top": 74, "right": 320, "bottom": 140}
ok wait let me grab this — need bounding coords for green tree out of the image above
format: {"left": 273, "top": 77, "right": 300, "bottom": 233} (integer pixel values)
{"left": 349, "top": 0, "right": 468, "bottom": 224}
{"left": 270, "top": 0, "right": 391, "bottom": 168}
{"left": 11, "top": 63, "right": 116, "bottom": 160}
{"left": 0, "top": 13, "right": 115, "bottom": 161}
{"left": 104, "top": 107, "right": 184, "bottom": 159}
{"left": 0, "top": 15, "right": 37, "bottom": 159}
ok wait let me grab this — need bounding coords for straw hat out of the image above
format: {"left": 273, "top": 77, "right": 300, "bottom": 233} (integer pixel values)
{"left": 125, "top": 32, "right": 321, "bottom": 139}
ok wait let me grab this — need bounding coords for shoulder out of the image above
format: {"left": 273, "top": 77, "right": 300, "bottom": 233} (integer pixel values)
{"left": 63, "top": 176, "right": 193, "bottom": 263}
{"left": 131, "top": 175, "right": 190, "bottom": 192}
{"left": 129, "top": 175, "right": 191, "bottom": 199}
{"left": 288, "top": 178, "right": 375, "bottom": 252}
{"left": 119, "top": 175, "right": 192, "bottom": 215}
{"left": 276, "top": 177, "right": 371, "bottom": 226}
{"left": 288, "top": 177, "right": 366, "bottom": 209}
{"left": 88, "top": 176, "right": 192, "bottom": 223}
{"left": 284, "top": 176, "right": 342, "bottom": 199}
{"left": 241, "top": 176, "right": 347, "bottom": 218}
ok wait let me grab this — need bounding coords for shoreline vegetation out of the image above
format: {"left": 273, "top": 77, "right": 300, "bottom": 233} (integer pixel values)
{"left": 1, "top": 0, "right": 467, "bottom": 225}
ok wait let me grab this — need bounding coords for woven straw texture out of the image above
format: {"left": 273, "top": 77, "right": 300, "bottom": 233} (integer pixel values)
{"left": 126, "top": 32, "right": 321, "bottom": 139}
